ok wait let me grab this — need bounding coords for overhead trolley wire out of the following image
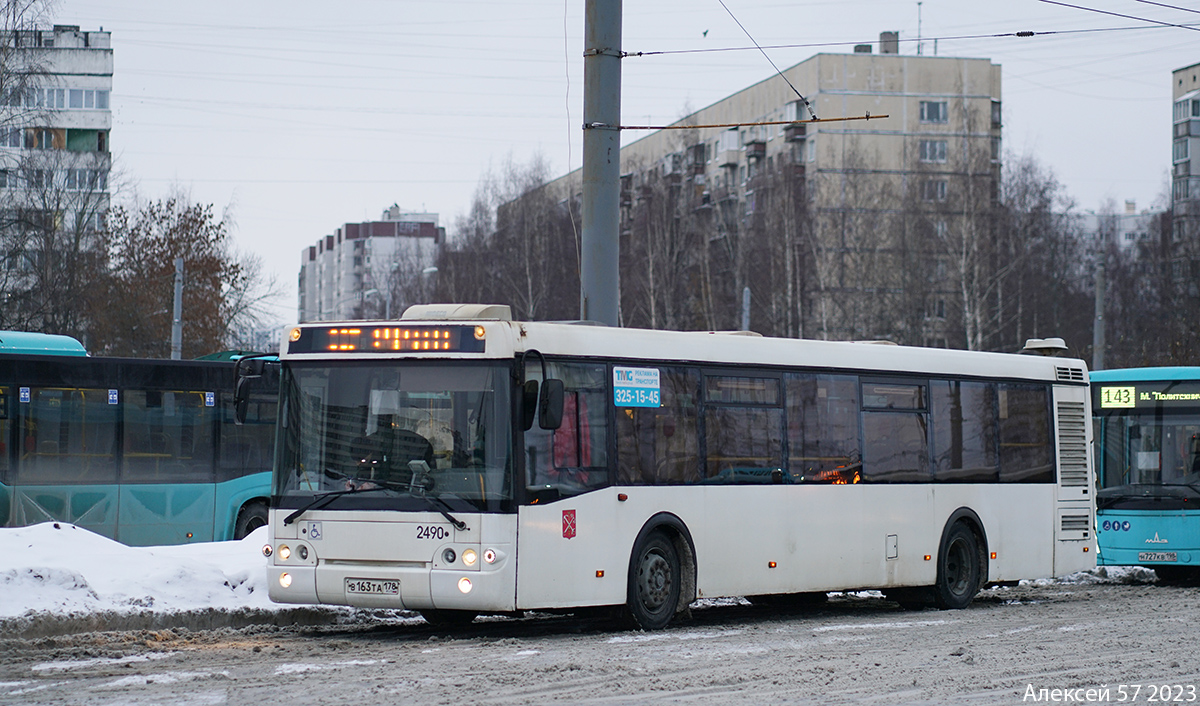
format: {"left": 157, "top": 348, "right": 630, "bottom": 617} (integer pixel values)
{"left": 622, "top": 21, "right": 1200, "bottom": 58}
{"left": 1037, "top": 0, "right": 1200, "bottom": 31}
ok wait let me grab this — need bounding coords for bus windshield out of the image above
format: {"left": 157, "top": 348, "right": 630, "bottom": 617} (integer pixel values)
{"left": 1098, "top": 414, "right": 1200, "bottom": 491}
{"left": 275, "top": 361, "right": 513, "bottom": 512}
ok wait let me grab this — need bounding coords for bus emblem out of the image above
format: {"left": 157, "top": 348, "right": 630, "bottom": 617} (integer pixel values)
{"left": 1146, "top": 532, "right": 1168, "bottom": 544}
{"left": 562, "top": 509, "right": 576, "bottom": 539}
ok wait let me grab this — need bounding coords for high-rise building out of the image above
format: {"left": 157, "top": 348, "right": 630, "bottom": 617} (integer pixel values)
{"left": 543, "top": 35, "right": 1002, "bottom": 343}
{"left": 1172, "top": 62, "right": 1200, "bottom": 239}
{"left": 0, "top": 25, "right": 112, "bottom": 329}
{"left": 298, "top": 205, "right": 445, "bottom": 322}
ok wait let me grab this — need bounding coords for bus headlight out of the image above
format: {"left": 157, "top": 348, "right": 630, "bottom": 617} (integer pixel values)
{"left": 458, "top": 577, "right": 472, "bottom": 594}
{"left": 278, "top": 545, "right": 291, "bottom": 561}
{"left": 279, "top": 572, "right": 292, "bottom": 588}
{"left": 484, "top": 549, "right": 497, "bottom": 564}
{"left": 462, "top": 549, "right": 478, "bottom": 566}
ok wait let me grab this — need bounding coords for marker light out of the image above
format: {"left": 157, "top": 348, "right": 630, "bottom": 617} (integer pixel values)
{"left": 458, "top": 577, "right": 473, "bottom": 594}
{"left": 991, "top": 552, "right": 997, "bottom": 560}
{"left": 279, "top": 572, "right": 292, "bottom": 588}
{"left": 462, "top": 549, "right": 478, "bottom": 566}
{"left": 768, "top": 561, "right": 777, "bottom": 569}
{"left": 278, "top": 545, "right": 291, "bottom": 561}
{"left": 483, "top": 549, "right": 497, "bottom": 564}
{"left": 443, "top": 548, "right": 457, "bottom": 564}
{"left": 262, "top": 544, "right": 273, "bottom": 557}
{"left": 924, "top": 555, "right": 932, "bottom": 561}
{"left": 289, "top": 327, "right": 302, "bottom": 342}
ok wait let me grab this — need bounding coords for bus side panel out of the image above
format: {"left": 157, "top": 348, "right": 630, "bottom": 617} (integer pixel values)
{"left": 934, "top": 485, "right": 1055, "bottom": 582}
{"left": 516, "top": 488, "right": 627, "bottom": 609}
{"left": 0, "top": 482, "right": 9, "bottom": 526}
{"left": 212, "top": 471, "right": 271, "bottom": 541}
{"left": 11, "top": 484, "right": 118, "bottom": 539}
{"left": 117, "top": 483, "right": 216, "bottom": 546}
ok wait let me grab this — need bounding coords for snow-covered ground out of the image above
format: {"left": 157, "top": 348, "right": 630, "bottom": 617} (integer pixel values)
{"left": 0, "top": 521, "right": 1160, "bottom": 634}
{"left": 0, "top": 522, "right": 276, "bottom": 621}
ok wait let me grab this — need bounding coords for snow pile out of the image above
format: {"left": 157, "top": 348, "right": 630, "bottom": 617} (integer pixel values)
{"left": 0, "top": 522, "right": 274, "bottom": 620}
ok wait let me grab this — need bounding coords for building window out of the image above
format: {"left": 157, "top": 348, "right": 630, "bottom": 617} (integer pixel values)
{"left": 919, "top": 139, "right": 947, "bottom": 163}
{"left": 920, "top": 100, "right": 948, "bottom": 124}
{"left": 1173, "top": 138, "right": 1189, "bottom": 163}
{"left": 0, "top": 128, "right": 19, "bottom": 148}
{"left": 991, "top": 100, "right": 1002, "bottom": 128}
{"left": 921, "top": 180, "right": 947, "bottom": 202}
{"left": 991, "top": 136, "right": 1001, "bottom": 162}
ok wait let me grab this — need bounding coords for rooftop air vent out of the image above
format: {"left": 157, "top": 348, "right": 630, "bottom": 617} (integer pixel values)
{"left": 1022, "top": 337, "right": 1068, "bottom": 356}
{"left": 401, "top": 304, "right": 512, "bottom": 321}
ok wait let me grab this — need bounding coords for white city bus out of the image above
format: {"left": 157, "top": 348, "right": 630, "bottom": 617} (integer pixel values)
{"left": 257, "top": 304, "right": 1095, "bottom": 629}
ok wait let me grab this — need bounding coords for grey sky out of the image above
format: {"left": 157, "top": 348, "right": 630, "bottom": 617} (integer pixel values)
{"left": 62, "top": 0, "right": 1199, "bottom": 324}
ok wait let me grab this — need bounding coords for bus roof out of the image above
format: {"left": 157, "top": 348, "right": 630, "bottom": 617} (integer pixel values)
{"left": 0, "top": 330, "right": 88, "bottom": 357}
{"left": 283, "top": 319, "right": 1089, "bottom": 384}
{"left": 1090, "top": 367, "right": 1200, "bottom": 383}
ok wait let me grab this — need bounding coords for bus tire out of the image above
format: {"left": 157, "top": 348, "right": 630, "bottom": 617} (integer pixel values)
{"left": 627, "top": 530, "right": 681, "bottom": 630}
{"left": 420, "top": 609, "right": 478, "bottom": 626}
{"left": 933, "top": 522, "right": 982, "bottom": 610}
{"left": 234, "top": 501, "right": 269, "bottom": 540}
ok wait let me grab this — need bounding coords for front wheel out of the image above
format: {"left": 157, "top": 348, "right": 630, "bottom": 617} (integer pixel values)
{"left": 627, "top": 531, "right": 681, "bottom": 630}
{"left": 933, "top": 523, "right": 983, "bottom": 609}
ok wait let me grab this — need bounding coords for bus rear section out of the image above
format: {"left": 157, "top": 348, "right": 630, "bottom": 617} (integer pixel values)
{"left": 1093, "top": 368, "right": 1200, "bottom": 583}
{"left": 264, "top": 312, "right": 1095, "bottom": 628}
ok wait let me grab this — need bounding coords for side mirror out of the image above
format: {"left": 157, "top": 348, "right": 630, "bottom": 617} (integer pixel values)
{"left": 521, "top": 380, "right": 539, "bottom": 431}
{"left": 233, "top": 376, "right": 252, "bottom": 425}
{"left": 539, "top": 379, "right": 564, "bottom": 430}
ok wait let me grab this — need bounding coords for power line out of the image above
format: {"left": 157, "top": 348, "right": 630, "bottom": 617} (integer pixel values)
{"left": 1130, "top": 0, "right": 1200, "bottom": 16}
{"left": 715, "top": 0, "right": 816, "bottom": 119}
{"left": 1037, "top": 0, "right": 1200, "bottom": 31}
{"left": 623, "top": 21, "right": 1199, "bottom": 58}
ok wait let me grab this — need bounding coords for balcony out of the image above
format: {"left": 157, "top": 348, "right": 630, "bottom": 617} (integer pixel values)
{"left": 784, "top": 123, "right": 807, "bottom": 142}
{"left": 745, "top": 140, "right": 766, "bottom": 161}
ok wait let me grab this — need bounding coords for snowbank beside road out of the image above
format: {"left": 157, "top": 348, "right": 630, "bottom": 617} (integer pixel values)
{"left": 0, "top": 522, "right": 274, "bottom": 619}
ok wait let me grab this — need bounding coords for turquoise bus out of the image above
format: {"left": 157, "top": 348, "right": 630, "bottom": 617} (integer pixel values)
{"left": 0, "top": 332, "right": 278, "bottom": 546}
{"left": 1092, "top": 367, "right": 1200, "bottom": 583}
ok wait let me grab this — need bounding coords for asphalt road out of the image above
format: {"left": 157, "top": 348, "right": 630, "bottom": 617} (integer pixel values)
{"left": 2, "top": 577, "right": 1198, "bottom": 705}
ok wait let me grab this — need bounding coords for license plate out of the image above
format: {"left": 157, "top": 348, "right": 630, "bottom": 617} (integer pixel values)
{"left": 1138, "top": 552, "right": 1178, "bottom": 562}
{"left": 345, "top": 578, "right": 400, "bottom": 595}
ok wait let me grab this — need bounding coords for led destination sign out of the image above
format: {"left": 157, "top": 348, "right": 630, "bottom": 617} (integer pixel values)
{"left": 1096, "top": 381, "right": 1200, "bottom": 410}
{"left": 287, "top": 325, "right": 487, "bottom": 354}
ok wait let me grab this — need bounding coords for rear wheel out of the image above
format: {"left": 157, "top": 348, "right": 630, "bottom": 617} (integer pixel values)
{"left": 234, "top": 500, "right": 268, "bottom": 540}
{"left": 627, "top": 531, "right": 681, "bottom": 630}
{"left": 419, "top": 609, "right": 478, "bottom": 626}
{"left": 933, "top": 523, "right": 983, "bottom": 609}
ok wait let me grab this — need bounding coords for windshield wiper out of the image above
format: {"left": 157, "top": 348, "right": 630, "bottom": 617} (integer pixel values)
{"left": 283, "top": 483, "right": 391, "bottom": 525}
{"left": 408, "top": 460, "right": 468, "bottom": 531}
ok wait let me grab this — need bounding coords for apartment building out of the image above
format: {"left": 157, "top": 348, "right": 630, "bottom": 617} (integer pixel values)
{"left": 544, "top": 34, "right": 1002, "bottom": 342}
{"left": 1173, "top": 62, "right": 1200, "bottom": 244}
{"left": 0, "top": 24, "right": 112, "bottom": 265}
{"left": 298, "top": 205, "right": 445, "bottom": 322}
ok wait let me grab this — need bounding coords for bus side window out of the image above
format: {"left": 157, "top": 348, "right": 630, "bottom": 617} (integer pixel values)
{"left": 17, "top": 387, "right": 118, "bottom": 485}
{"left": 932, "top": 380, "right": 998, "bottom": 483}
{"left": 703, "top": 374, "right": 783, "bottom": 483}
{"left": 616, "top": 367, "right": 700, "bottom": 485}
{"left": 998, "top": 384, "right": 1053, "bottom": 483}
{"left": 785, "top": 374, "right": 861, "bottom": 484}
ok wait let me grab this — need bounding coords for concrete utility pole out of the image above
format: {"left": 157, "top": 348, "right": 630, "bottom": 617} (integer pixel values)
{"left": 1092, "top": 259, "right": 1105, "bottom": 371}
{"left": 171, "top": 257, "right": 184, "bottom": 360}
{"left": 580, "top": 0, "right": 622, "bottom": 326}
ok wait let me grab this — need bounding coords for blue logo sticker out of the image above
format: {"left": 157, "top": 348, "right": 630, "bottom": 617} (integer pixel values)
{"left": 1102, "top": 520, "right": 1111, "bottom": 531}
{"left": 19, "top": 387, "right": 29, "bottom": 403}
{"left": 108, "top": 389, "right": 118, "bottom": 405}
{"left": 613, "top": 366, "right": 661, "bottom": 408}
{"left": 205, "top": 392, "right": 215, "bottom": 407}
{"left": 1122, "top": 521, "right": 1131, "bottom": 531}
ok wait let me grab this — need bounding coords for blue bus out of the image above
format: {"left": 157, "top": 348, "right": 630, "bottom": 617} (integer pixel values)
{"left": 0, "top": 331, "right": 278, "bottom": 546}
{"left": 1092, "top": 367, "right": 1200, "bottom": 583}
